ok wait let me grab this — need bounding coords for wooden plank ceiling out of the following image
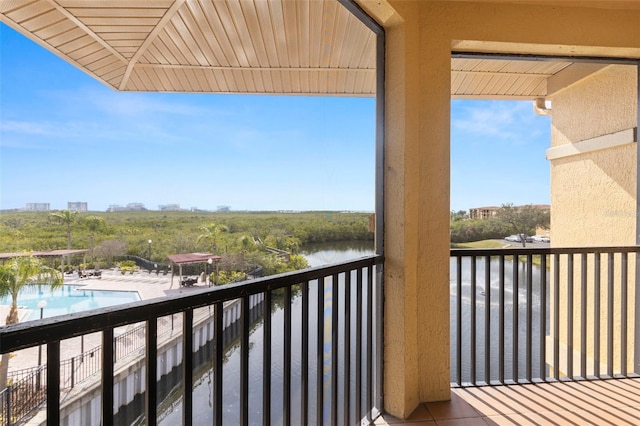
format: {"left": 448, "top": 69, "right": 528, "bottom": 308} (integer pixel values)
{"left": 0, "top": 0, "right": 377, "bottom": 95}
{"left": 0, "top": 0, "right": 591, "bottom": 99}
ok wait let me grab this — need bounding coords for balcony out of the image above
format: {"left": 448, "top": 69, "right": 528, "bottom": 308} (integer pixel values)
{"left": 2, "top": 247, "right": 640, "bottom": 425}
{"left": 0, "top": 256, "right": 383, "bottom": 425}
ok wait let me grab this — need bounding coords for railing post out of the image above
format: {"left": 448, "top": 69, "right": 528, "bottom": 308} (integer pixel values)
{"left": 47, "top": 341, "right": 61, "bottom": 425}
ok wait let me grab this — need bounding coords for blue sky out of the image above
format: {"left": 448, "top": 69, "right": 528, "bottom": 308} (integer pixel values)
{"left": 1, "top": 23, "right": 550, "bottom": 213}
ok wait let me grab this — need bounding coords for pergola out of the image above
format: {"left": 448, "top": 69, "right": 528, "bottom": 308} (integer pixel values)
{"left": 166, "top": 252, "right": 222, "bottom": 288}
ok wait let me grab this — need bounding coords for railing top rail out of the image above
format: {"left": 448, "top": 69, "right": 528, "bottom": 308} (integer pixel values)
{"left": 0, "top": 254, "right": 382, "bottom": 354}
{"left": 451, "top": 246, "right": 640, "bottom": 257}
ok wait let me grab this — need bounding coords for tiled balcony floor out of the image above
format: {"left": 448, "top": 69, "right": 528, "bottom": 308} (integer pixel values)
{"left": 374, "top": 378, "right": 640, "bottom": 425}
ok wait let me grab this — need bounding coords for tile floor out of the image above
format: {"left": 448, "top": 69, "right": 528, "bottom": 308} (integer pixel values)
{"left": 374, "top": 378, "right": 640, "bottom": 425}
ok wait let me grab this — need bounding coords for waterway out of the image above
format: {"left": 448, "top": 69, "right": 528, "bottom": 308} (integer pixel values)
{"left": 145, "top": 242, "right": 546, "bottom": 424}
{"left": 152, "top": 240, "right": 375, "bottom": 425}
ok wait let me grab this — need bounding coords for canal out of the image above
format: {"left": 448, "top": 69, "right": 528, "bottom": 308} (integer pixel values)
{"left": 146, "top": 242, "right": 547, "bottom": 424}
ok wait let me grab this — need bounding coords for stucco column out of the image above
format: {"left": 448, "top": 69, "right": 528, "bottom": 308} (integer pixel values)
{"left": 362, "top": 0, "right": 451, "bottom": 418}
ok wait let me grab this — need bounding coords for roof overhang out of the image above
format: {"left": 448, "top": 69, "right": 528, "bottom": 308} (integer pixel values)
{"left": 0, "top": 0, "right": 376, "bottom": 96}
{"left": 1, "top": 1, "right": 639, "bottom": 99}
{"left": 0, "top": 249, "right": 89, "bottom": 260}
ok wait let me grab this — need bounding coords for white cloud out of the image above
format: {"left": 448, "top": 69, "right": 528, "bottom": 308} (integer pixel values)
{"left": 451, "top": 101, "right": 541, "bottom": 143}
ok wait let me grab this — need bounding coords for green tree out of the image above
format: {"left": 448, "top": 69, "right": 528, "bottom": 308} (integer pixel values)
{"left": 197, "top": 222, "right": 229, "bottom": 255}
{"left": 450, "top": 210, "right": 467, "bottom": 222}
{"left": 49, "top": 209, "right": 79, "bottom": 249}
{"left": 0, "top": 255, "right": 63, "bottom": 390}
{"left": 84, "top": 215, "right": 105, "bottom": 262}
{"left": 497, "top": 203, "right": 550, "bottom": 247}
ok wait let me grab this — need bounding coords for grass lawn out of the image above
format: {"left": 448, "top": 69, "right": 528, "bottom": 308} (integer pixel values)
{"left": 451, "top": 239, "right": 512, "bottom": 249}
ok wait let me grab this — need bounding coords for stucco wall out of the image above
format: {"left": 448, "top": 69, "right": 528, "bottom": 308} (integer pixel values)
{"left": 549, "top": 65, "right": 638, "bottom": 247}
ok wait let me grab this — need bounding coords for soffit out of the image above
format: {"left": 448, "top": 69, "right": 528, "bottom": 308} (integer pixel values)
{"left": 0, "top": 1, "right": 630, "bottom": 99}
{"left": 0, "top": 0, "right": 376, "bottom": 96}
{"left": 450, "top": 58, "right": 615, "bottom": 99}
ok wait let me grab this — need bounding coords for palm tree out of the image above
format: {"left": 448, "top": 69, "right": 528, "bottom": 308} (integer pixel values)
{"left": 84, "top": 215, "right": 105, "bottom": 262}
{"left": 50, "top": 209, "right": 79, "bottom": 249}
{"left": 0, "top": 255, "right": 63, "bottom": 390}
{"left": 197, "top": 223, "right": 229, "bottom": 255}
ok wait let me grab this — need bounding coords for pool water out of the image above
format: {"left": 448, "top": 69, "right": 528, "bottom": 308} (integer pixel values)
{"left": 0, "top": 285, "right": 140, "bottom": 321}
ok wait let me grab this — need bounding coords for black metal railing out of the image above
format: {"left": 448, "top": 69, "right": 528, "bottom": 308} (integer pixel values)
{"left": 0, "top": 315, "right": 181, "bottom": 425}
{"left": 0, "top": 255, "right": 383, "bottom": 425}
{"left": 451, "top": 246, "right": 640, "bottom": 387}
{"left": 0, "top": 367, "right": 46, "bottom": 426}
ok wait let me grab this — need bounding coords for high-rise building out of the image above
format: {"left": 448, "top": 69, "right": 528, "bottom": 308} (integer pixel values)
{"left": 25, "top": 203, "right": 50, "bottom": 211}
{"left": 68, "top": 201, "right": 88, "bottom": 212}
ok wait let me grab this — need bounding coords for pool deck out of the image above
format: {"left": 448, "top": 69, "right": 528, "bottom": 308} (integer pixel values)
{"left": 1, "top": 269, "right": 210, "bottom": 374}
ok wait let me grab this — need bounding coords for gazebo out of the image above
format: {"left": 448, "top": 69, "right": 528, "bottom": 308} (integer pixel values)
{"left": 166, "top": 253, "right": 222, "bottom": 288}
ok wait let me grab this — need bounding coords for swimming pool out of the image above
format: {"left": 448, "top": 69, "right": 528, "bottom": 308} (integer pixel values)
{"left": 0, "top": 285, "right": 140, "bottom": 322}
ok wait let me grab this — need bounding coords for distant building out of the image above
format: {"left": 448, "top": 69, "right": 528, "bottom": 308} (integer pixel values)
{"left": 68, "top": 201, "right": 88, "bottom": 212}
{"left": 107, "top": 203, "right": 147, "bottom": 212}
{"left": 216, "top": 206, "right": 230, "bottom": 212}
{"left": 25, "top": 202, "right": 50, "bottom": 211}
{"left": 159, "top": 204, "right": 181, "bottom": 211}
{"left": 468, "top": 206, "right": 500, "bottom": 220}
{"left": 469, "top": 204, "right": 550, "bottom": 220}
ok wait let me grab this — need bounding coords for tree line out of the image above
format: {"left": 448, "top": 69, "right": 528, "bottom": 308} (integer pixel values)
{"left": 0, "top": 210, "right": 373, "bottom": 270}
{"left": 451, "top": 204, "right": 550, "bottom": 245}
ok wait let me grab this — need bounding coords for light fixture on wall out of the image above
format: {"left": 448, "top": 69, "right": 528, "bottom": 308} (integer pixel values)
{"left": 533, "top": 97, "right": 552, "bottom": 116}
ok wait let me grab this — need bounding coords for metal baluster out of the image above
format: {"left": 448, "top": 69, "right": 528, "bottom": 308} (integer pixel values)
{"left": 343, "top": 271, "right": 352, "bottom": 425}
{"left": 240, "top": 297, "right": 250, "bottom": 426}
{"left": 301, "top": 283, "right": 309, "bottom": 425}
{"left": 499, "top": 255, "right": 505, "bottom": 384}
{"left": 264, "top": 290, "right": 272, "bottom": 426}
{"left": 567, "top": 254, "right": 574, "bottom": 379}
{"left": 456, "top": 256, "right": 463, "bottom": 385}
{"left": 366, "top": 266, "right": 373, "bottom": 422}
{"left": 317, "top": 277, "right": 325, "bottom": 426}
{"left": 621, "top": 252, "right": 628, "bottom": 376}
{"left": 594, "top": 252, "right": 601, "bottom": 378}
{"left": 540, "top": 253, "right": 547, "bottom": 382}
{"left": 484, "top": 256, "right": 491, "bottom": 385}
{"left": 526, "top": 254, "right": 533, "bottom": 382}
{"left": 580, "top": 253, "right": 587, "bottom": 379}
{"left": 331, "top": 274, "right": 339, "bottom": 426}
{"left": 471, "top": 256, "right": 477, "bottom": 385}
{"left": 182, "top": 310, "right": 193, "bottom": 426}
{"left": 102, "top": 329, "right": 114, "bottom": 426}
{"left": 512, "top": 255, "right": 519, "bottom": 382}
{"left": 284, "top": 286, "right": 292, "bottom": 426}
{"left": 145, "top": 319, "right": 157, "bottom": 425}
{"left": 214, "top": 302, "right": 223, "bottom": 426}
{"left": 607, "top": 252, "right": 614, "bottom": 377}
{"left": 553, "top": 254, "right": 560, "bottom": 380}
{"left": 355, "top": 268, "right": 363, "bottom": 422}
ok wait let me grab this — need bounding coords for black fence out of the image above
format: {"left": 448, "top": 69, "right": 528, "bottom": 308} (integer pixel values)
{"left": 451, "top": 246, "right": 640, "bottom": 386}
{"left": 0, "top": 318, "right": 177, "bottom": 425}
{"left": 0, "top": 255, "right": 383, "bottom": 425}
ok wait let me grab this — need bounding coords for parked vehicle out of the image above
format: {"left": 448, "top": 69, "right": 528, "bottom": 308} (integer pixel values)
{"left": 531, "top": 235, "right": 551, "bottom": 243}
{"left": 505, "top": 234, "right": 533, "bottom": 243}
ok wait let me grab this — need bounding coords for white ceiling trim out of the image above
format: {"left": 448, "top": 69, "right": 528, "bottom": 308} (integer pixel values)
{"left": 135, "top": 63, "right": 375, "bottom": 72}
